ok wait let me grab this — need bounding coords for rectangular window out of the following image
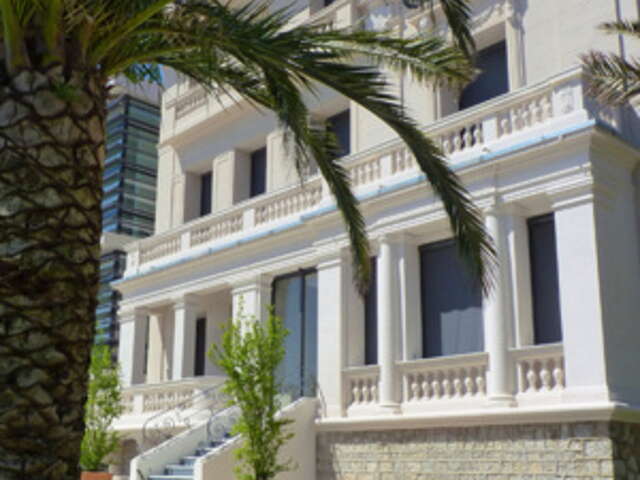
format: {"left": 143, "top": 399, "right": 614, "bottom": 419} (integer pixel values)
{"left": 364, "top": 258, "right": 378, "bottom": 365}
{"left": 327, "top": 110, "right": 351, "bottom": 159}
{"left": 420, "top": 239, "right": 483, "bottom": 357}
{"left": 194, "top": 317, "right": 207, "bottom": 376}
{"left": 273, "top": 269, "right": 318, "bottom": 398}
{"left": 200, "top": 171, "right": 212, "bottom": 216}
{"left": 250, "top": 147, "right": 267, "bottom": 197}
{"left": 459, "top": 41, "right": 509, "bottom": 110}
{"left": 528, "top": 214, "right": 563, "bottom": 344}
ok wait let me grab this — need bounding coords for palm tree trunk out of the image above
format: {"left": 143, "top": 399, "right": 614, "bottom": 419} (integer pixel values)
{"left": 0, "top": 66, "right": 105, "bottom": 479}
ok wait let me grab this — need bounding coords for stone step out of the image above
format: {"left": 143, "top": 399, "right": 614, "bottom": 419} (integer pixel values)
{"left": 181, "top": 456, "right": 200, "bottom": 466}
{"left": 148, "top": 475, "right": 193, "bottom": 480}
{"left": 165, "top": 464, "right": 195, "bottom": 476}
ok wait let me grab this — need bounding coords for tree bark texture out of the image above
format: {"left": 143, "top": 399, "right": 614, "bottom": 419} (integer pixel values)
{"left": 0, "top": 66, "right": 106, "bottom": 479}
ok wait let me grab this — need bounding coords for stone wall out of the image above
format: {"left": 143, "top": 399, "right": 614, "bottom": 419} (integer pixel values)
{"left": 317, "top": 421, "right": 640, "bottom": 480}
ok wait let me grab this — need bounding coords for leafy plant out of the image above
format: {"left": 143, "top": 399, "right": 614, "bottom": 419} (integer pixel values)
{"left": 210, "top": 308, "right": 293, "bottom": 480}
{"left": 80, "top": 345, "right": 124, "bottom": 472}
{"left": 582, "top": 20, "right": 640, "bottom": 104}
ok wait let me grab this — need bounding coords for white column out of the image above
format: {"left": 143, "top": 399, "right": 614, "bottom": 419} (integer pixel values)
{"left": 118, "top": 308, "right": 148, "bottom": 387}
{"left": 231, "top": 275, "right": 272, "bottom": 323}
{"left": 146, "top": 311, "right": 166, "bottom": 384}
{"left": 172, "top": 296, "right": 199, "bottom": 380}
{"left": 377, "top": 235, "right": 401, "bottom": 412}
{"left": 317, "top": 253, "right": 352, "bottom": 417}
{"left": 483, "top": 207, "right": 516, "bottom": 405}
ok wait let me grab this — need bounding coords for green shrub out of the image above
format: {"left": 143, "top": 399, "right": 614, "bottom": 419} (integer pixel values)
{"left": 210, "top": 308, "right": 294, "bottom": 480}
{"left": 80, "top": 345, "right": 124, "bottom": 471}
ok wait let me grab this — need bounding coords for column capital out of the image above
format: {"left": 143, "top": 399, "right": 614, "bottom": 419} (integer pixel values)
{"left": 172, "top": 294, "right": 200, "bottom": 311}
{"left": 316, "top": 248, "right": 349, "bottom": 271}
{"left": 230, "top": 273, "right": 273, "bottom": 295}
{"left": 375, "top": 231, "right": 421, "bottom": 246}
{"left": 118, "top": 306, "right": 149, "bottom": 324}
{"left": 547, "top": 182, "right": 603, "bottom": 212}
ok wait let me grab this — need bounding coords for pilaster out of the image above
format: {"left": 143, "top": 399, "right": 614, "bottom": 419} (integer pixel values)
{"left": 317, "top": 251, "right": 352, "bottom": 417}
{"left": 550, "top": 189, "right": 609, "bottom": 403}
{"left": 231, "top": 274, "right": 273, "bottom": 323}
{"left": 172, "top": 295, "right": 200, "bottom": 380}
{"left": 118, "top": 308, "right": 148, "bottom": 388}
{"left": 267, "top": 128, "right": 296, "bottom": 192}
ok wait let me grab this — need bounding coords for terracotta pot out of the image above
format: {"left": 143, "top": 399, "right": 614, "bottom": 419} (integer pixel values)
{"left": 80, "top": 472, "right": 112, "bottom": 480}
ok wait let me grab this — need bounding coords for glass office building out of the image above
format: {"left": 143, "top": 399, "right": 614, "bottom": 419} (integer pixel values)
{"left": 96, "top": 95, "right": 160, "bottom": 351}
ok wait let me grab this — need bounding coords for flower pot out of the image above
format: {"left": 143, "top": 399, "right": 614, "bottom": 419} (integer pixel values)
{"left": 80, "top": 472, "right": 112, "bottom": 480}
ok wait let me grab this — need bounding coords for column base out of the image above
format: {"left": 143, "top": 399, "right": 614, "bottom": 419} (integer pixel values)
{"left": 486, "top": 394, "right": 517, "bottom": 408}
{"left": 378, "top": 402, "right": 402, "bottom": 415}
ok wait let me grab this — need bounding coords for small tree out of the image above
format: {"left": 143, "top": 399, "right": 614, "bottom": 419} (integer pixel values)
{"left": 80, "top": 345, "right": 124, "bottom": 472}
{"left": 210, "top": 308, "right": 293, "bottom": 480}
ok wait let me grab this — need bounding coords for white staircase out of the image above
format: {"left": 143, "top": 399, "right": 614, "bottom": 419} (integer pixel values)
{"left": 147, "top": 435, "right": 231, "bottom": 480}
{"left": 133, "top": 397, "right": 318, "bottom": 480}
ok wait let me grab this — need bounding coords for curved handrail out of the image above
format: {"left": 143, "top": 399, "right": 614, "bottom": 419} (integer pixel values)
{"left": 142, "top": 381, "right": 229, "bottom": 445}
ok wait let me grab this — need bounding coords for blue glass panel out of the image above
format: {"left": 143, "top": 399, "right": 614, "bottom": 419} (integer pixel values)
{"left": 459, "top": 41, "right": 509, "bottom": 110}
{"left": 250, "top": 147, "right": 267, "bottom": 197}
{"left": 528, "top": 214, "right": 563, "bottom": 344}
{"left": 200, "top": 171, "right": 212, "bottom": 216}
{"left": 327, "top": 110, "right": 351, "bottom": 158}
{"left": 421, "top": 239, "right": 483, "bottom": 357}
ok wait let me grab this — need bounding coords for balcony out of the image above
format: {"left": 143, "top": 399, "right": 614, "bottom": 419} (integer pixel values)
{"left": 124, "top": 67, "right": 610, "bottom": 279}
{"left": 339, "top": 344, "right": 564, "bottom": 418}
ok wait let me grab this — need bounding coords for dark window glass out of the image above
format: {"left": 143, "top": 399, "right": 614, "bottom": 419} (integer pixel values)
{"left": 420, "top": 239, "right": 483, "bottom": 357}
{"left": 250, "top": 147, "right": 267, "bottom": 197}
{"left": 143, "top": 316, "right": 150, "bottom": 376}
{"left": 459, "top": 41, "right": 509, "bottom": 110}
{"left": 200, "top": 171, "right": 212, "bottom": 216}
{"left": 327, "top": 110, "right": 351, "bottom": 159}
{"left": 364, "top": 258, "right": 378, "bottom": 365}
{"left": 324, "top": 0, "right": 336, "bottom": 5}
{"left": 273, "top": 270, "right": 318, "bottom": 399}
{"left": 194, "top": 317, "right": 207, "bottom": 376}
{"left": 528, "top": 214, "right": 563, "bottom": 344}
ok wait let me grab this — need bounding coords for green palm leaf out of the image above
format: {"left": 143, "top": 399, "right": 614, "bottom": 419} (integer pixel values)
{"left": 583, "top": 19, "right": 640, "bottom": 105}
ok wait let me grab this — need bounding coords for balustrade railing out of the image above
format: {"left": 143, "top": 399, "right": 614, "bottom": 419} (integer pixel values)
{"left": 513, "top": 343, "right": 565, "bottom": 395}
{"left": 141, "top": 381, "right": 229, "bottom": 445}
{"left": 121, "top": 377, "right": 224, "bottom": 416}
{"left": 399, "top": 353, "right": 488, "bottom": 403}
{"left": 191, "top": 212, "right": 243, "bottom": 247}
{"left": 129, "top": 67, "right": 590, "bottom": 275}
{"left": 254, "top": 180, "right": 323, "bottom": 226}
{"left": 344, "top": 365, "right": 380, "bottom": 409}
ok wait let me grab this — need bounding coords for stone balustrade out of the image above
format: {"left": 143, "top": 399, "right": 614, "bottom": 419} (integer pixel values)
{"left": 254, "top": 181, "right": 323, "bottom": 225}
{"left": 399, "top": 353, "right": 488, "bottom": 404}
{"left": 512, "top": 343, "right": 565, "bottom": 395}
{"left": 120, "top": 377, "right": 222, "bottom": 416}
{"left": 127, "top": 67, "right": 590, "bottom": 276}
{"left": 344, "top": 365, "right": 380, "bottom": 409}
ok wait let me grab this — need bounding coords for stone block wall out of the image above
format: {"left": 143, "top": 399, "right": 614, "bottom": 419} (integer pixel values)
{"left": 316, "top": 421, "right": 640, "bottom": 480}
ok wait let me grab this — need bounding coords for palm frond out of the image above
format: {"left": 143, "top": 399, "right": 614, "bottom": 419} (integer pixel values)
{"left": 582, "top": 50, "right": 640, "bottom": 105}
{"left": 0, "top": 0, "right": 491, "bottom": 291}
{"left": 600, "top": 20, "right": 640, "bottom": 37}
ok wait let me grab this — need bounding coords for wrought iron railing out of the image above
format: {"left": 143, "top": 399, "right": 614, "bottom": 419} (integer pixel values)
{"left": 142, "top": 382, "right": 229, "bottom": 446}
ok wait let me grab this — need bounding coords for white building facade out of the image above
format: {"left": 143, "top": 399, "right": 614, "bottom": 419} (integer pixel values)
{"left": 112, "top": 1, "right": 640, "bottom": 479}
